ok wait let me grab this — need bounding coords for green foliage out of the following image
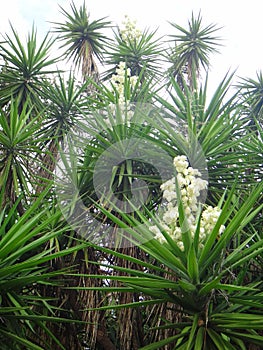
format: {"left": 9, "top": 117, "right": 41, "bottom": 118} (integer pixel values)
{"left": 52, "top": 1, "right": 111, "bottom": 78}
{"left": 0, "top": 25, "right": 57, "bottom": 110}
{"left": 40, "top": 73, "right": 90, "bottom": 138}
{"left": 0, "top": 100, "right": 43, "bottom": 207}
{"left": 0, "top": 190, "right": 86, "bottom": 349}
{"left": 104, "top": 28, "right": 163, "bottom": 80}
{"left": 0, "top": 1, "right": 262, "bottom": 349}
{"left": 81, "top": 183, "right": 263, "bottom": 349}
{"left": 167, "top": 12, "right": 222, "bottom": 86}
{"left": 237, "top": 71, "right": 263, "bottom": 125}
{"left": 154, "top": 73, "right": 261, "bottom": 195}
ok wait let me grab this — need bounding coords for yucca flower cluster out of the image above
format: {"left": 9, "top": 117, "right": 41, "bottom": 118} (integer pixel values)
{"left": 109, "top": 61, "right": 138, "bottom": 121}
{"left": 150, "top": 155, "right": 225, "bottom": 250}
{"left": 120, "top": 15, "right": 142, "bottom": 43}
{"left": 110, "top": 61, "right": 138, "bottom": 102}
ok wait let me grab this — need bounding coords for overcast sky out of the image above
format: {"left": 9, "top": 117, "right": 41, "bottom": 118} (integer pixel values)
{"left": 0, "top": 0, "right": 262, "bottom": 91}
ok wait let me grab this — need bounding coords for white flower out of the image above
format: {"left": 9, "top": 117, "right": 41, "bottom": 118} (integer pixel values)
{"left": 130, "top": 76, "right": 138, "bottom": 88}
{"left": 153, "top": 155, "right": 224, "bottom": 250}
{"left": 161, "top": 178, "right": 177, "bottom": 202}
{"left": 110, "top": 61, "right": 139, "bottom": 107}
{"left": 192, "top": 177, "right": 208, "bottom": 192}
{"left": 149, "top": 225, "right": 161, "bottom": 236}
{"left": 161, "top": 178, "right": 175, "bottom": 191}
{"left": 149, "top": 223, "right": 171, "bottom": 244}
{"left": 163, "top": 190, "right": 177, "bottom": 202}
{"left": 188, "top": 167, "right": 201, "bottom": 177}
{"left": 120, "top": 15, "right": 142, "bottom": 44}
{"left": 119, "top": 61, "right": 126, "bottom": 69}
{"left": 190, "top": 204, "right": 198, "bottom": 213}
{"left": 177, "top": 241, "right": 184, "bottom": 251}
{"left": 219, "top": 225, "right": 225, "bottom": 234}
{"left": 163, "top": 206, "right": 178, "bottom": 225}
{"left": 184, "top": 206, "right": 192, "bottom": 215}
{"left": 200, "top": 206, "right": 223, "bottom": 238}
{"left": 173, "top": 155, "right": 188, "bottom": 172}
{"left": 177, "top": 173, "right": 187, "bottom": 187}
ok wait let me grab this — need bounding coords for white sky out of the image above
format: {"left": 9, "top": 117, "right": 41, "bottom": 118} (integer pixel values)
{"left": 0, "top": 0, "right": 262, "bottom": 92}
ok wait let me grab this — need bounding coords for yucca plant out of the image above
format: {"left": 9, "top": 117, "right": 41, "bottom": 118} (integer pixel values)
{"left": 55, "top": 64, "right": 263, "bottom": 348}
{"left": 54, "top": 69, "right": 175, "bottom": 348}
{"left": 0, "top": 3, "right": 262, "bottom": 349}
{"left": 104, "top": 18, "right": 163, "bottom": 82}
{"left": 153, "top": 73, "right": 261, "bottom": 199}
{"left": 0, "top": 24, "right": 57, "bottom": 112}
{"left": 76, "top": 163, "right": 263, "bottom": 349}
{"left": 52, "top": 0, "right": 111, "bottom": 81}
{"left": 237, "top": 71, "right": 263, "bottom": 129}
{"left": 34, "top": 73, "right": 92, "bottom": 194}
{"left": 0, "top": 100, "right": 44, "bottom": 212}
{"left": 167, "top": 12, "right": 222, "bottom": 89}
{"left": 0, "top": 188, "right": 87, "bottom": 349}
{"left": 56, "top": 72, "right": 170, "bottom": 247}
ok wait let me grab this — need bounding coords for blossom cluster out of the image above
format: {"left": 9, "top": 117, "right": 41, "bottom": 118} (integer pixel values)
{"left": 150, "top": 155, "right": 225, "bottom": 250}
{"left": 110, "top": 61, "right": 138, "bottom": 104}
{"left": 109, "top": 61, "right": 138, "bottom": 121}
{"left": 119, "top": 15, "right": 142, "bottom": 43}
